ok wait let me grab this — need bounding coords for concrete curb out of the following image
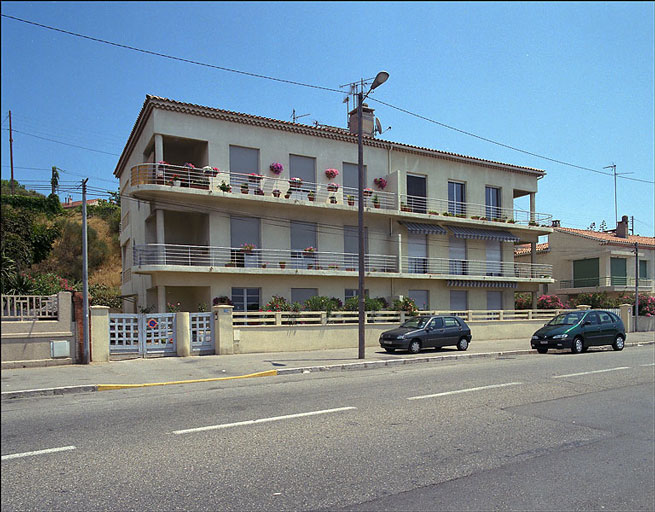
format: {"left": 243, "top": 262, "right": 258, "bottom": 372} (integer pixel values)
{"left": 2, "top": 342, "right": 652, "bottom": 401}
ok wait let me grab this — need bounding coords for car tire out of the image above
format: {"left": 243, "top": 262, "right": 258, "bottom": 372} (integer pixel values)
{"left": 456, "top": 337, "right": 469, "bottom": 351}
{"left": 384, "top": 347, "right": 396, "bottom": 353}
{"left": 571, "top": 336, "right": 584, "bottom": 354}
{"left": 537, "top": 348, "right": 548, "bottom": 354}
{"left": 612, "top": 334, "right": 625, "bottom": 351}
{"left": 408, "top": 340, "right": 421, "bottom": 354}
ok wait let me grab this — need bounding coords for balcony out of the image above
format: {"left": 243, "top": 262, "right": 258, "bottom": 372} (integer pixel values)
{"left": 132, "top": 244, "right": 552, "bottom": 281}
{"left": 129, "top": 163, "right": 552, "bottom": 227}
{"left": 559, "top": 276, "right": 653, "bottom": 291}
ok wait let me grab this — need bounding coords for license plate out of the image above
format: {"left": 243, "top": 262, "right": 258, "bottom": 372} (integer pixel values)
{"left": 540, "top": 340, "right": 548, "bottom": 344}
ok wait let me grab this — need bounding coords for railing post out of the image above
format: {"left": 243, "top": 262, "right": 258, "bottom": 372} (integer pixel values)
{"left": 619, "top": 303, "right": 633, "bottom": 332}
{"left": 528, "top": 310, "right": 533, "bottom": 320}
{"left": 467, "top": 310, "right": 473, "bottom": 322}
{"left": 320, "top": 312, "right": 327, "bottom": 325}
{"left": 213, "top": 305, "right": 234, "bottom": 355}
{"left": 275, "top": 312, "right": 282, "bottom": 326}
{"left": 400, "top": 311, "right": 406, "bottom": 323}
{"left": 176, "top": 312, "right": 191, "bottom": 357}
{"left": 89, "top": 306, "right": 110, "bottom": 363}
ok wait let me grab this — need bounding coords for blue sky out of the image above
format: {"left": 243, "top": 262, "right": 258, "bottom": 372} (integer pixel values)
{"left": 1, "top": 1, "right": 653, "bottom": 236}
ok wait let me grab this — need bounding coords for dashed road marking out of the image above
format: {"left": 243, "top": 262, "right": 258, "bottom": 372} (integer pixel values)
{"left": 552, "top": 367, "right": 631, "bottom": 379}
{"left": 2, "top": 446, "right": 76, "bottom": 461}
{"left": 407, "top": 382, "right": 523, "bottom": 401}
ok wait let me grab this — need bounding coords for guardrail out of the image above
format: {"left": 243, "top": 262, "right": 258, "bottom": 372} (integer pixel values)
{"left": 402, "top": 257, "right": 552, "bottom": 278}
{"left": 232, "top": 309, "right": 574, "bottom": 326}
{"left": 559, "top": 277, "right": 653, "bottom": 288}
{"left": 1, "top": 294, "right": 59, "bottom": 321}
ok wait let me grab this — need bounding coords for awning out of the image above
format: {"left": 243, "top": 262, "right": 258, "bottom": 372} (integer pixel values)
{"left": 400, "top": 222, "right": 447, "bottom": 235}
{"left": 447, "top": 280, "right": 518, "bottom": 289}
{"left": 448, "top": 226, "right": 519, "bottom": 242}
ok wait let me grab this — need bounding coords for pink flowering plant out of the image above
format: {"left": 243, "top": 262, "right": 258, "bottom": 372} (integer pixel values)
{"left": 363, "top": 187, "right": 373, "bottom": 197}
{"left": 289, "top": 177, "right": 303, "bottom": 188}
{"left": 240, "top": 242, "right": 257, "bottom": 253}
{"left": 374, "top": 177, "right": 387, "bottom": 190}
{"left": 537, "top": 294, "right": 565, "bottom": 310}
{"left": 325, "top": 168, "right": 339, "bottom": 179}
{"left": 327, "top": 183, "right": 339, "bottom": 192}
{"left": 269, "top": 162, "right": 284, "bottom": 175}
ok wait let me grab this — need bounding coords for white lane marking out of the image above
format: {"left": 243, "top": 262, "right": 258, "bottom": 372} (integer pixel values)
{"left": 552, "top": 367, "right": 631, "bottom": 379}
{"left": 640, "top": 363, "right": 655, "bottom": 367}
{"left": 407, "top": 382, "right": 522, "bottom": 401}
{"left": 2, "top": 445, "right": 76, "bottom": 461}
{"left": 172, "top": 406, "right": 357, "bottom": 435}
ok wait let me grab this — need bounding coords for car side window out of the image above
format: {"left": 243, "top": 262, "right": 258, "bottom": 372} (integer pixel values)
{"left": 598, "top": 312, "right": 613, "bottom": 324}
{"left": 430, "top": 318, "right": 443, "bottom": 329}
{"left": 586, "top": 313, "right": 599, "bottom": 325}
{"left": 443, "top": 317, "right": 458, "bottom": 327}
{"left": 609, "top": 312, "right": 620, "bottom": 323}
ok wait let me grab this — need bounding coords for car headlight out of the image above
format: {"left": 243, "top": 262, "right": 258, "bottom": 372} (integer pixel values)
{"left": 396, "top": 335, "right": 405, "bottom": 340}
{"left": 531, "top": 335, "right": 539, "bottom": 340}
{"left": 552, "top": 334, "right": 568, "bottom": 339}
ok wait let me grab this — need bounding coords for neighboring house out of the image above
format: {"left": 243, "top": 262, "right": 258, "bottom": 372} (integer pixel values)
{"left": 114, "top": 95, "right": 554, "bottom": 313}
{"left": 61, "top": 196, "right": 100, "bottom": 209}
{"left": 515, "top": 216, "right": 654, "bottom": 299}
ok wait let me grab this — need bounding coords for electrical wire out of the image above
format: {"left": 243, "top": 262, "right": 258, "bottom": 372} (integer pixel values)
{"left": 4, "top": 128, "right": 121, "bottom": 156}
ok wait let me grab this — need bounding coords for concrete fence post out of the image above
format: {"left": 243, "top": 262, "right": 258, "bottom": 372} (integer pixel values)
{"left": 89, "top": 306, "right": 110, "bottom": 363}
{"left": 176, "top": 312, "right": 191, "bottom": 357}
{"left": 275, "top": 312, "right": 282, "bottom": 326}
{"left": 320, "top": 312, "right": 327, "bottom": 325}
{"left": 619, "top": 304, "right": 632, "bottom": 332}
{"left": 213, "top": 305, "right": 234, "bottom": 355}
{"left": 528, "top": 310, "right": 533, "bottom": 320}
{"left": 577, "top": 305, "right": 591, "bottom": 310}
{"left": 400, "top": 311, "right": 406, "bottom": 324}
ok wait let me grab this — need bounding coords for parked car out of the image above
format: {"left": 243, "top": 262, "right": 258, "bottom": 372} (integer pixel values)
{"left": 531, "top": 310, "right": 626, "bottom": 354}
{"left": 379, "top": 315, "right": 472, "bottom": 354}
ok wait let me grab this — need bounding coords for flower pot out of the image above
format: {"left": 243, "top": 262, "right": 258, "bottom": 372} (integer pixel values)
{"left": 279, "top": 263, "right": 286, "bottom": 269}
{"left": 347, "top": 200, "right": 355, "bottom": 206}
{"left": 173, "top": 180, "right": 181, "bottom": 187}
{"left": 241, "top": 189, "right": 248, "bottom": 194}
{"left": 330, "top": 197, "right": 337, "bottom": 204}
{"left": 273, "top": 191, "right": 281, "bottom": 198}
{"left": 284, "top": 194, "right": 291, "bottom": 199}
{"left": 374, "top": 203, "right": 380, "bottom": 209}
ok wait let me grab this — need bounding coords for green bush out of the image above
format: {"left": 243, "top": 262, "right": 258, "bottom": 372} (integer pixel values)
{"left": 567, "top": 292, "right": 620, "bottom": 309}
{"left": 0, "top": 192, "right": 62, "bottom": 216}
{"left": 88, "top": 284, "right": 122, "bottom": 309}
{"left": 392, "top": 297, "right": 418, "bottom": 315}
{"left": 303, "top": 296, "right": 342, "bottom": 314}
{"left": 344, "top": 296, "right": 384, "bottom": 311}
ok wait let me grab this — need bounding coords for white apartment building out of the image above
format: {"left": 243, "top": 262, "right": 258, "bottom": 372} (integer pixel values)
{"left": 115, "top": 95, "right": 554, "bottom": 313}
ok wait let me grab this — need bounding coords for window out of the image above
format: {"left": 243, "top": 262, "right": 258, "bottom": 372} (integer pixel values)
{"left": 343, "top": 162, "right": 366, "bottom": 192}
{"left": 408, "top": 234, "right": 428, "bottom": 274}
{"left": 485, "top": 186, "right": 501, "bottom": 219}
{"left": 573, "top": 258, "right": 599, "bottom": 287}
{"left": 449, "top": 237, "right": 467, "bottom": 275}
{"left": 450, "top": 290, "right": 468, "bottom": 311}
{"left": 406, "top": 174, "right": 427, "bottom": 214}
{"left": 291, "top": 288, "right": 317, "bottom": 305}
{"left": 231, "top": 288, "right": 260, "bottom": 312}
{"left": 448, "top": 181, "right": 466, "bottom": 215}
{"left": 486, "top": 241, "right": 502, "bottom": 276}
{"left": 639, "top": 260, "right": 648, "bottom": 279}
{"left": 289, "top": 155, "right": 316, "bottom": 191}
{"left": 487, "top": 291, "right": 503, "bottom": 310}
{"left": 229, "top": 146, "right": 259, "bottom": 175}
{"left": 408, "top": 290, "right": 429, "bottom": 310}
{"left": 443, "top": 317, "right": 459, "bottom": 328}
{"left": 427, "top": 317, "right": 444, "bottom": 329}
{"left": 230, "top": 217, "right": 260, "bottom": 267}
{"left": 344, "top": 225, "right": 368, "bottom": 270}
{"left": 585, "top": 312, "right": 599, "bottom": 324}
{"left": 345, "top": 289, "right": 369, "bottom": 301}
{"left": 291, "top": 221, "right": 317, "bottom": 269}
{"left": 598, "top": 312, "right": 613, "bottom": 324}
{"left": 610, "top": 257, "right": 627, "bottom": 286}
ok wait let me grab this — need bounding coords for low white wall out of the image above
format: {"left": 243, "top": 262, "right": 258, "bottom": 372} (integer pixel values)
{"left": 235, "top": 320, "right": 548, "bottom": 354}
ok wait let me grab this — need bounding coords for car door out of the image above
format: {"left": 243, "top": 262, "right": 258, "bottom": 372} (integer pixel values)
{"left": 442, "top": 316, "right": 462, "bottom": 345}
{"left": 425, "top": 317, "right": 445, "bottom": 347}
{"left": 582, "top": 312, "right": 602, "bottom": 345}
{"left": 597, "top": 311, "right": 616, "bottom": 345}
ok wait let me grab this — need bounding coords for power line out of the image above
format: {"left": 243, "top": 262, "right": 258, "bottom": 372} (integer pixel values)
{"left": 4, "top": 128, "right": 121, "bottom": 156}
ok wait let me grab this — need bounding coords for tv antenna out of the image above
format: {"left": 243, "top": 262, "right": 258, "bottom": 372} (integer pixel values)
{"left": 291, "top": 109, "right": 310, "bottom": 124}
{"left": 603, "top": 163, "right": 633, "bottom": 226}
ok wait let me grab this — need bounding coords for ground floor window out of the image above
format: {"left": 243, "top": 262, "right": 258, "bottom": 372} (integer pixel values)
{"left": 291, "top": 288, "right": 318, "bottom": 305}
{"left": 345, "top": 289, "right": 369, "bottom": 301}
{"left": 450, "top": 290, "right": 468, "bottom": 311}
{"left": 408, "top": 290, "right": 429, "bottom": 310}
{"left": 487, "top": 291, "right": 503, "bottom": 310}
{"left": 231, "top": 287, "right": 261, "bottom": 312}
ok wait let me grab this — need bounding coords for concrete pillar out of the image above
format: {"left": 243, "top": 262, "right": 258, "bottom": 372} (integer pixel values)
{"left": 529, "top": 193, "right": 536, "bottom": 224}
{"left": 619, "top": 303, "right": 632, "bottom": 332}
{"left": 157, "top": 286, "right": 166, "bottom": 314}
{"left": 213, "top": 305, "right": 234, "bottom": 355}
{"left": 90, "top": 306, "right": 110, "bottom": 363}
{"left": 72, "top": 291, "right": 84, "bottom": 363}
{"left": 155, "top": 134, "right": 164, "bottom": 162}
{"left": 176, "top": 312, "right": 191, "bottom": 357}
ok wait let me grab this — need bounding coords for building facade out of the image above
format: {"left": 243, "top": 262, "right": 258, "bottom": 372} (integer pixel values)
{"left": 115, "top": 95, "right": 554, "bottom": 313}
{"left": 515, "top": 217, "right": 654, "bottom": 300}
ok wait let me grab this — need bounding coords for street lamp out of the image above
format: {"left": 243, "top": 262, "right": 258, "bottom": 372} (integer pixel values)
{"left": 356, "top": 71, "right": 389, "bottom": 359}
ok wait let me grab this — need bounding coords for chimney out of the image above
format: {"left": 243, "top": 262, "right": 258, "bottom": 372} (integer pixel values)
{"left": 616, "top": 215, "right": 629, "bottom": 238}
{"left": 551, "top": 219, "right": 560, "bottom": 227}
{"left": 348, "top": 103, "right": 376, "bottom": 137}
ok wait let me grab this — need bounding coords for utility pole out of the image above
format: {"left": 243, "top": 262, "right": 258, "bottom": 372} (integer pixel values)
{"left": 634, "top": 242, "right": 639, "bottom": 333}
{"left": 82, "top": 179, "right": 90, "bottom": 364}
{"left": 9, "top": 110, "right": 14, "bottom": 194}
{"left": 604, "top": 163, "right": 633, "bottom": 227}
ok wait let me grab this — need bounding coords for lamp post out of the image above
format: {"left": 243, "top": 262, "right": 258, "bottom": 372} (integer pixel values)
{"left": 356, "top": 71, "right": 389, "bottom": 359}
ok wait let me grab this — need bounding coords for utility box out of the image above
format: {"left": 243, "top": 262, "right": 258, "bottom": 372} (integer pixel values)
{"left": 51, "top": 340, "right": 70, "bottom": 358}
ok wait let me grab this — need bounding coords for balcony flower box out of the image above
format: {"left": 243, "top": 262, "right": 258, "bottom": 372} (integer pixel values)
{"left": 363, "top": 188, "right": 373, "bottom": 197}
{"left": 325, "top": 168, "right": 339, "bottom": 179}
{"left": 240, "top": 242, "right": 256, "bottom": 254}
{"left": 307, "top": 191, "right": 315, "bottom": 201}
{"left": 269, "top": 162, "right": 284, "bottom": 175}
{"left": 347, "top": 195, "right": 355, "bottom": 206}
{"left": 327, "top": 183, "right": 339, "bottom": 192}
{"left": 203, "top": 166, "right": 220, "bottom": 177}
{"left": 401, "top": 203, "right": 411, "bottom": 212}
{"left": 248, "top": 173, "right": 264, "bottom": 184}
{"left": 219, "top": 181, "right": 232, "bottom": 193}
{"left": 303, "top": 246, "right": 316, "bottom": 256}
{"left": 289, "top": 177, "right": 303, "bottom": 189}
{"left": 168, "top": 174, "right": 182, "bottom": 186}
{"left": 241, "top": 182, "right": 249, "bottom": 194}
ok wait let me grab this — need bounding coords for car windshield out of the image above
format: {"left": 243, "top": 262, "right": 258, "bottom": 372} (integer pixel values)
{"left": 547, "top": 312, "right": 585, "bottom": 326}
{"left": 401, "top": 317, "right": 429, "bottom": 329}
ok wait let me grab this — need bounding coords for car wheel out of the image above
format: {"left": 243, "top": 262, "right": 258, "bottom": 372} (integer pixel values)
{"left": 408, "top": 340, "right": 421, "bottom": 354}
{"left": 537, "top": 348, "right": 548, "bottom": 354}
{"left": 612, "top": 334, "right": 625, "bottom": 351}
{"left": 571, "top": 336, "right": 584, "bottom": 354}
{"left": 384, "top": 347, "right": 396, "bottom": 353}
{"left": 456, "top": 337, "right": 469, "bottom": 351}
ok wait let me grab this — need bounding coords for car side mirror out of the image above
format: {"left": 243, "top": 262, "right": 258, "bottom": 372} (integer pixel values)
{"left": 583, "top": 321, "right": 592, "bottom": 326}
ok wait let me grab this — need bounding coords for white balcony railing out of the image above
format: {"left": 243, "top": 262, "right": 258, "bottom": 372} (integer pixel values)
{"left": 559, "top": 277, "right": 653, "bottom": 289}
{"left": 129, "top": 163, "right": 552, "bottom": 225}
{"left": 401, "top": 256, "right": 552, "bottom": 279}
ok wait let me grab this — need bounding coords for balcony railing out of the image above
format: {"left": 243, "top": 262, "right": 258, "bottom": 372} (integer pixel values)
{"left": 402, "top": 257, "right": 552, "bottom": 279}
{"left": 133, "top": 244, "right": 398, "bottom": 273}
{"left": 399, "top": 193, "right": 552, "bottom": 226}
{"left": 559, "top": 277, "right": 653, "bottom": 289}
{"left": 129, "top": 163, "right": 552, "bottom": 225}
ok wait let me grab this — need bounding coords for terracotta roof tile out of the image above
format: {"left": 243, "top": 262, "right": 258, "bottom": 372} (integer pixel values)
{"left": 555, "top": 227, "right": 655, "bottom": 248}
{"left": 514, "top": 242, "right": 550, "bottom": 256}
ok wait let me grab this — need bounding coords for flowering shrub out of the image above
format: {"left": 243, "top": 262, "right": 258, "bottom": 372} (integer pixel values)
{"left": 617, "top": 292, "right": 655, "bottom": 316}
{"left": 269, "top": 162, "right": 284, "bottom": 175}
{"left": 374, "top": 177, "right": 387, "bottom": 190}
{"left": 537, "top": 294, "right": 565, "bottom": 309}
{"left": 264, "top": 295, "right": 301, "bottom": 312}
{"left": 240, "top": 242, "right": 256, "bottom": 252}
{"left": 167, "top": 302, "right": 181, "bottom": 313}
{"left": 183, "top": 162, "right": 195, "bottom": 169}
{"left": 392, "top": 296, "right": 418, "bottom": 315}
{"left": 567, "top": 292, "right": 619, "bottom": 309}
{"left": 514, "top": 292, "right": 532, "bottom": 310}
{"left": 325, "top": 168, "right": 339, "bottom": 179}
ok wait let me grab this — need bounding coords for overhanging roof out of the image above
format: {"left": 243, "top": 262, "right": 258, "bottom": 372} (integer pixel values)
{"left": 400, "top": 222, "right": 447, "bottom": 235}
{"left": 448, "top": 226, "right": 519, "bottom": 243}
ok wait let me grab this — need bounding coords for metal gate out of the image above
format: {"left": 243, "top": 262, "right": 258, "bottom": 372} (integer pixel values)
{"left": 190, "top": 312, "right": 214, "bottom": 354}
{"left": 109, "top": 313, "right": 176, "bottom": 356}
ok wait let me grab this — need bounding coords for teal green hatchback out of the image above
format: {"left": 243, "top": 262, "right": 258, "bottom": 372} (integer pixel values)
{"left": 531, "top": 310, "right": 626, "bottom": 354}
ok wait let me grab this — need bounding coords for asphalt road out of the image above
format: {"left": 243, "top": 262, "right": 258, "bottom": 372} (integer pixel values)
{"left": 2, "top": 345, "right": 654, "bottom": 511}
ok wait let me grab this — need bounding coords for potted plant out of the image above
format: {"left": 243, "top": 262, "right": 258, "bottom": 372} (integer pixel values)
{"left": 307, "top": 190, "right": 315, "bottom": 201}
{"left": 240, "top": 242, "right": 256, "bottom": 253}
{"left": 428, "top": 210, "right": 439, "bottom": 215}
{"left": 261, "top": 262, "right": 268, "bottom": 268}
{"left": 401, "top": 202, "right": 411, "bottom": 212}
{"left": 219, "top": 181, "right": 232, "bottom": 193}
{"left": 363, "top": 187, "right": 373, "bottom": 197}
{"left": 272, "top": 189, "right": 281, "bottom": 198}
{"left": 303, "top": 246, "right": 316, "bottom": 256}
{"left": 329, "top": 196, "right": 337, "bottom": 204}
{"left": 346, "top": 195, "right": 355, "bottom": 206}
{"left": 156, "top": 160, "right": 169, "bottom": 184}
{"left": 279, "top": 261, "right": 286, "bottom": 269}
{"left": 169, "top": 174, "right": 181, "bottom": 186}
{"left": 248, "top": 173, "right": 264, "bottom": 184}
{"left": 374, "top": 177, "right": 387, "bottom": 190}
{"left": 372, "top": 194, "right": 380, "bottom": 208}
{"left": 327, "top": 183, "right": 339, "bottom": 192}
{"left": 325, "top": 168, "right": 339, "bottom": 179}
{"left": 269, "top": 162, "right": 284, "bottom": 175}
{"left": 241, "top": 182, "right": 249, "bottom": 194}
{"left": 284, "top": 191, "right": 292, "bottom": 199}
{"left": 289, "top": 177, "right": 302, "bottom": 189}
{"left": 254, "top": 187, "right": 265, "bottom": 196}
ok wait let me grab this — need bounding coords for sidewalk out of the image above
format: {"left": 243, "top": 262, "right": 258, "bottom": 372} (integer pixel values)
{"left": 2, "top": 332, "right": 654, "bottom": 400}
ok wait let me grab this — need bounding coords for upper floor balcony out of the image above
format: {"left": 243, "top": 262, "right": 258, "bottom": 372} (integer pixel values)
{"left": 129, "top": 163, "right": 553, "bottom": 229}
{"left": 558, "top": 276, "right": 654, "bottom": 292}
{"left": 132, "top": 243, "right": 553, "bottom": 281}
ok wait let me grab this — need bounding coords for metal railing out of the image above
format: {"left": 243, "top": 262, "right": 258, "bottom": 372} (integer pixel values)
{"left": 133, "top": 244, "right": 398, "bottom": 273}
{"left": 1, "top": 294, "right": 59, "bottom": 321}
{"left": 401, "top": 256, "right": 552, "bottom": 278}
{"left": 559, "top": 277, "right": 653, "bottom": 289}
{"left": 399, "top": 193, "right": 552, "bottom": 226}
